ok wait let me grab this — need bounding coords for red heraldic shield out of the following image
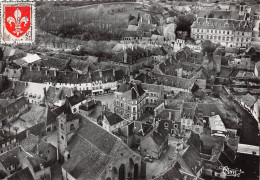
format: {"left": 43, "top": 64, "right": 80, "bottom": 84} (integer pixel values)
{"left": 5, "top": 6, "right": 31, "bottom": 38}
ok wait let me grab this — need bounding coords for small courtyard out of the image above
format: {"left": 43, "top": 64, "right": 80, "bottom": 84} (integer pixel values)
{"left": 145, "top": 136, "right": 180, "bottom": 179}
{"left": 95, "top": 93, "right": 115, "bottom": 112}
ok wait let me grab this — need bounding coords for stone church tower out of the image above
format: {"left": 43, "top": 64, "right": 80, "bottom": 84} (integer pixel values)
{"left": 57, "top": 101, "right": 80, "bottom": 159}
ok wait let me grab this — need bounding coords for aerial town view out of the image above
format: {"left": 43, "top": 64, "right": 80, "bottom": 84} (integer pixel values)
{"left": 0, "top": 0, "right": 259, "bottom": 179}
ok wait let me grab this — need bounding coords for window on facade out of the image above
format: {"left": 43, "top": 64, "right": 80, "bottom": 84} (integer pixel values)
{"left": 171, "top": 129, "right": 175, "bottom": 134}
{"left": 174, "top": 124, "right": 178, "bottom": 128}
{"left": 61, "top": 123, "right": 64, "bottom": 130}
{"left": 133, "top": 107, "right": 136, "bottom": 112}
{"left": 164, "top": 123, "right": 168, "bottom": 127}
{"left": 61, "top": 135, "right": 64, "bottom": 140}
{"left": 70, "top": 124, "right": 75, "bottom": 131}
{"left": 73, "top": 108, "right": 76, "bottom": 113}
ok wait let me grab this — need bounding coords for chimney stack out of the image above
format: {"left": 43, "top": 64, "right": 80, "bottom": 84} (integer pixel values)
{"left": 29, "top": 65, "right": 32, "bottom": 71}
{"left": 76, "top": 73, "right": 79, "bottom": 79}
{"left": 26, "top": 130, "right": 30, "bottom": 138}
{"left": 37, "top": 65, "right": 41, "bottom": 71}
{"left": 12, "top": 81, "right": 15, "bottom": 90}
{"left": 113, "top": 69, "right": 115, "bottom": 76}
{"left": 36, "top": 144, "right": 39, "bottom": 156}
{"left": 99, "top": 70, "right": 102, "bottom": 78}
{"left": 168, "top": 111, "right": 171, "bottom": 120}
{"left": 43, "top": 87, "right": 47, "bottom": 97}
{"left": 45, "top": 69, "right": 48, "bottom": 75}
{"left": 54, "top": 69, "right": 57, "bottom": 77}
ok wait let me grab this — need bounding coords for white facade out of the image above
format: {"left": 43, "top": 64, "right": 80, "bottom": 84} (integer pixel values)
{"left": 174, "top": 39, "right": 185, "bottom": 52}
{"left": 24, "top": 82, "right": 51, "bottom": 105}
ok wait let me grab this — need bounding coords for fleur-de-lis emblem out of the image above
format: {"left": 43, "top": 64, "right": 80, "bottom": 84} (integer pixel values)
{"left": 7, "top": 8, "right": 29, "bottom": 36}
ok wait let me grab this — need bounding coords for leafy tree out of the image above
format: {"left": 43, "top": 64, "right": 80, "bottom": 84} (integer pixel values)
{"left": 175, "top": 13, "right": 196, "bottom": 34}
{"left": 208, "top": 13, "right": 214, "bottom": 18}
{"left": 201, "top": 40, "right": 219, "bottom": 55}
{"left": 58, "top": 23, "right": 82, "bottom": 37}
{"left": 97, "top": 4, "right": 105, "bottom": 16}
{"left": 81, "top": 32, "right": 90, "bottom": 41}
{"left": 58, "top": 33, "right": 65, "bottom": 38}
{"left": 78, "top": 46, "right": 86, "bottom": 56}
{"left": 0, "top": 170, "right": 7, "bottom": 179}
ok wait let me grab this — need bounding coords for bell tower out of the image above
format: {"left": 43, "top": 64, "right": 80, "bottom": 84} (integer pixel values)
{"left": 57, "top": 100, "right": 80, "bottom": 159}
{"left": 57, "top": 112, "right": 69, "bottom": 157}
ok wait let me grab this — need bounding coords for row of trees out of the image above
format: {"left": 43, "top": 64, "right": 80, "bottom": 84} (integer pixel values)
{"left": 37, "top": 4, "right": 128, "bottom": 41}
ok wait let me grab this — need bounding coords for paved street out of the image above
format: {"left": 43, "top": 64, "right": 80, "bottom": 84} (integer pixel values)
{"left": 95, "top": 93, "right": 115, "bottom": 112}
{"left": 146, "top": 136, "right": 179, "bottom": 179}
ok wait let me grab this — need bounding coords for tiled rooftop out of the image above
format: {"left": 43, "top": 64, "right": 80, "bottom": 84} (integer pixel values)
{"left": 191, "top": 17, "right": 253, "bottom": 31}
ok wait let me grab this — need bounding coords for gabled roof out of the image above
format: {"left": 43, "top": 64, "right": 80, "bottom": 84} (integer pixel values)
{"left": 156, "top": 109, "right": 181, "bottom": 122}
{"left": 134, "top": 72, "right": 157, "bottom": 84}
{"left": 20, "top": 66, "right": 92, "bottom": 84}
{"left": 180, "top": 145, "right": 203, "bottom": 175}
{"left": 7, "top": 167, "right": 34, "bottom": 180}
{"left": 3, "top": 68, "right": 22, "bottom": 80}
{"left": 63, "top": 116, "right": 139, "bottom": 180}
{"left": 117, "top": 83, "right": 145, "bottom": 99}
{"left": 63, "top": 134, "right": 112, "bottom": 180}
{"left": 153, "top": 162, "right": 183, "bottom": 180}
{"left": 197, "top": 10, "right": 241, "bottom": 20}
{"left": 173, "top": 91, "right": 194, "bottom": 101}
{"left": 155, "top": 73, "right": 193, "bottom": 90}
{"left": 91, "top": 69, "right": 115, "bottom": 83}
{"left": 191, "top": 18, "right": 253, "bottom": 31}
{"left": 16, "top": 122, "right": 45, "bottom": 142}
{"left": 151, "top": 126, "right": 168, "bottom": 146}
{"left": 22, "top": 54, "right": 41, "bottom": 63}
{"left": 235, "top": 93, "right": 257, "bottom": 108}
{"left": 46, "top": 107, "right": 58, "bottom": 125}
{"left": 68, "top": 92, "right": 86, "bottom": 106}
{"left": 20, "top": 133, "right": 39, "bottom": 152}
{"left": 104, "top": 111, "right": 124, "bottom": 126}
{"left": 20, "top": 106, "right": 46, "bottom": 125}
{"left": 195, "top": 103, "right": 223, "bottom": 118}
{"left": 0, "top": 97, "right": 29, "bottom": 121}
{"left": 218, "top": 143, "right": 236, "bottom": 167}
{"left": 187, "top": 131, "right": 202, "bottom": 153}
{"left": 0, "top": 146, "right": 24, "bottom": 168}
{"left": 26, "top": 155, "right": 49, "bottom": 172}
